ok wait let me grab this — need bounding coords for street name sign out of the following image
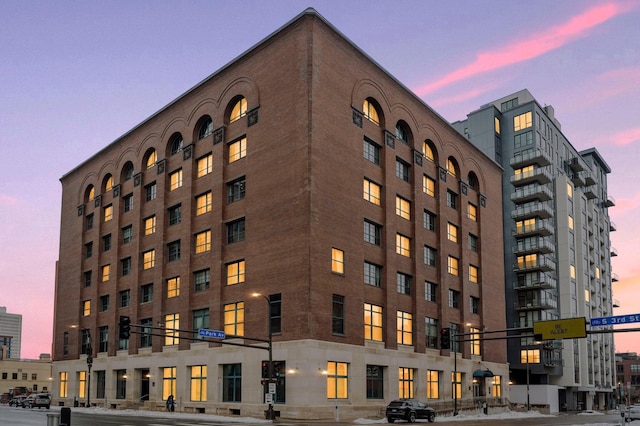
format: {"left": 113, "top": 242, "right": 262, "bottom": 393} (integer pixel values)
{"left": 198, "top": 329, "right": 226, "bottom": 339}
{"left": 533, "top": 317, "right": 586, "bottom": 340}
{"left": 590, "top": 314, "right": 640, "bottom": 326}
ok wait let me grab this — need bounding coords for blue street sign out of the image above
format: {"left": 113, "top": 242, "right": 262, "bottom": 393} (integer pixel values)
{"left": 198, "top": 329, "right": 226, "bottom": 339}
{"left": 590, "top": 314, "right": 640, "bottom": 326}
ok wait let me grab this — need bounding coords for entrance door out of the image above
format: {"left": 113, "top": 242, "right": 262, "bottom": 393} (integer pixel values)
{"left": 140, "top": 369, "right": 150, "bottom": 401}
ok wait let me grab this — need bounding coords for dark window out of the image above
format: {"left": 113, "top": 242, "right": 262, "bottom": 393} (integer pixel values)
{"left": 168, "top": 205, "right": 181, "bottom": 226}
{"left": 269, "top": 294, "right": 282, "bottom": 334}
{"left": 139, "top": 318, "right": 152, "bottom": 348}
{"left": 86, "top": 214, "right": 94, "bottom": 230}
{"left": 227, "top": 218, "right": 245, "bottom": 243}
{"left": 363, "top": 138, "right": 380, "bottom": 165}
{"left": 395, "top": 158, "right": 410, "bottom": 182}
{"left": 425, "top": 317, "right": 438, "bottom": 348}
{"left": 469, "top": 234, "right": 478, "bottom": 252}
{"left": 145, "top": 182, "right": 157, "bottom": 201}
{"left": 425, "top": 281, "right": 437, "bottom": 302}
{"left": 447, "top": 190, "right": 458, "bottom": 209}
{"left": 227, "top": 177, "right": 246, "bottom": 203}
{"left": 141, "top": 284, "right": 153, "bottom": 303}
{"left": 99, "top": 295, "right": 109, "bottom": 312}
{"left": 99, "top": 326, "right": 108, "bottom": 353}
{"left": 193, "top": 308, "right": 210, "bottom": 330}
{"left": 121, "top": 257, "right": 131, "bottom": 276}
{"left": 123, "top": 194, "right": 133, "bottom": 212}
{"left": 424, "top": 210, "right": 436, "bottom": 231}
{"left": 194, "top": 269, "right": 210, "bottom": 292}
{"left": 198, "top": 117, "right": 213, "bottom": 139}
{"left": 397, "top": 272, "right": 411, "bottom": 295}
{"left": 167, "top": 240, "right": 181, "bottom": 262}
{"left": 102, "top": 234, "right": 111, "bottom": 252}
{"left": 222, "top": 364, "right": 242, "bottom": 402}
{"left": 449, "top": 290, "right": 460, "bottom": 308}
{"left": 123, "top": 163, "right": 134, "bottom": 181}
{"left": 364, "top": 262, "right": 381, "bottom": 287}
{"left": 84, "top": 271, "right": 92, "bottom": 287}
{"left": 470, "top": 296, "right": 480, "bottom": 314}
{"left": 366, "top": 365, "right": 384, "bottom": 399}
{"left": 364, "top": 220, "right": 381, "bottom": 245}
{"left": 122, "top": 225, "right": 133, "bottom": 244}
{"left": 424, "top": 246, "right": 436, "bottom": 266}
{"left": 332, "top": 294, "right": 345, "bottom": 335}
{"left": 85, "top": 242, "right": 93, "bottom": 259}
{"left": 170, "top": 133, "right": 183, "bottom": 155}
{"left": 119, "top": 290, "right": 130, "bottom": 308}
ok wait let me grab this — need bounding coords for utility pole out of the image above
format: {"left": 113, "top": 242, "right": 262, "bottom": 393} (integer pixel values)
{"left": 86, "top": 331, "right": 92, "bottom": 407}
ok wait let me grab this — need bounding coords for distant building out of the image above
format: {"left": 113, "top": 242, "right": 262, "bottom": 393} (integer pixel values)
{"left": 52, "top": 9, "right": 508, "bottom": 419}
{"left": 0, "top": 354, "right": 52, "bottom": 399}
{"left": 453, "top": 89, "right": 616, "bottom": 412}
{"left": 616, "top": 352, "right": 640, "bottom": 405}
{"left": 0, "top": 307, "right": 22, "bottom": 359}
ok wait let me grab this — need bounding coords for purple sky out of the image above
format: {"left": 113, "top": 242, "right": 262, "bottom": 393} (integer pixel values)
{"left": 1, "top": 0, "right": 639, "bottom": 359}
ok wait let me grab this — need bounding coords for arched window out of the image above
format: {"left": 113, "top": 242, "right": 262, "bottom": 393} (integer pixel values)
{"left": 145, "top": 149, "right": 157, "bottom": 170}
{"left": 122, "top": 162, "right": 134, "bottom": 181}
{"left": 422, "top": 140, "right": 436, "bottom": 162}
{"left": 169, "top": 133, "right": 183, "bottom": 155}
{"left": 468, "top": 172, "right": 479, "bottom": 191}
{"left": 446, "top": 157, "right": 458, "bottom": 178}
{"left": 197, "top": 116, "right": 213, "bottom": 140}
{"left": 86, "top": 185, "right": 95, "bottom": 202}
{"left": 395, "top": 121, "right": 413, "bottom": 145}
{"left": 363, "top": 98, "right": 380, "bottom": 126}
{"left": 104, "top": 175, "right": 114, "bottom": 192}
{"left": 229, "top": 97, "right": 247, "bottom": 123}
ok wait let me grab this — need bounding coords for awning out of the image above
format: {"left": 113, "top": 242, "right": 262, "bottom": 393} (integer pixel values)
{"left": 473, "top": 369, "right": 494, "bottom": 378}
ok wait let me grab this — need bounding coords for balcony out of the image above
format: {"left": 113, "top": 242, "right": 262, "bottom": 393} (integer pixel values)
{"left": 612, "top": 273, "right": 619, "bottom": 282}
{"left": 510, "top": 149, "right": 552, "bottom": 169}
{"left": 571, "top": 172, "right": 585, "bottom": 187}
{"left": 604, "top": 195, "right": 616, "bottom": 207}
{"left": 585, "top": 172, "right": 596, "bottom": 186}
{"left": 513, "top": 272, "right": 557, "bottom": 290}
{"left": 512, "top": 220, "right": 554, "bottom": 237}
{"left": 510, "top": 167, "right": 552, "bottom": 186}
{"left": 515, "top": 298, "right": 557, "bottom": 311}
{"left": 613, "top": 299, "right": 620, "bottom": 308}
{"left": 511, "top": 202, "right": 554, "bottom": 220}
{"left": 568, "top": 157, "right": 584, "bottom": 172}
{"left": 611, "top": 247, "right": 618, "bottom": 257}
{"left": 609, "top": 221, "right": 616, "bottom": 232}
{"left": 583, "top": 186, "right": 597, "bottom": 199}
{"left": 513, "top": 255, "right": 556, "bottom": 272}
{"left": 511, "top": 183, "right": 553, "bottom": 203}
{"left": 512, "top": 237, "right": 555, "bottom": 256}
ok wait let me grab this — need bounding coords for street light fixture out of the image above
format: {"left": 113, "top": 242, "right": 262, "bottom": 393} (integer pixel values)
{"left": 85, "top": 330, "right": 93, "bottom": 408}
{"left": 252, "top": 293, "right": 275, "bottom": 420}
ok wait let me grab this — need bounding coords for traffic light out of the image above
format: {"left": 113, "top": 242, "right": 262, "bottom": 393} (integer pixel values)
{"left": 261, "top": 361, "right": 270, "bottom": 379}
{"left": 119, "top": 315, "right": 131, "bottom": 339}
{"left": 440, "top": 327, "right": 451, "bottom": 350}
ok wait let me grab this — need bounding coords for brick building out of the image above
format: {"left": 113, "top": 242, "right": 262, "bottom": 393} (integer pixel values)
{"left": 52, "top": 8, "right": 507, "bottom": 419}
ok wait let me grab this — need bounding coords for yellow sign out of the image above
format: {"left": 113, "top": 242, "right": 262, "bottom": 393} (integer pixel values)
{"left": 533, "top": 317, "right": 587, "bottom": 340}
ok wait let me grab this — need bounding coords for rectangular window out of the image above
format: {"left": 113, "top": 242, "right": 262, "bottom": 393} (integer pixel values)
{"left": 224, "top": 302, "right": 245, "bottom": 336}
{"left": 468, "top": 203, "right": 477, "bottom": 221}
{"left": 162, "top": 367, "right": 177, "bottom": 400}
{"left": 423, "top": 175, "right": 435, "bottom": 197}
{"left": 447, "top": 256, "right": 459, "bottom": 276}
{"left": 84, "top": 271, "right": 92, "bottom": 287}
{"left": 101, "top": 264, "right": 110, "bottom": 282}
{"left": 470, "top": 327, "right": 481, "bottom": 355}
{"left": 82, "top": 300, "right": 91, "bottom": 317}
{"left": 395, "top": 158, "right": 410, "bottom": 182}
{"left": 398, "top": 367, "right": 414, "bottom": 399}
{"left": 122, "top": 225, "right": 133, "bottom": 244}
{"left": 168, "top": 205, "right": 182, "bottom": 226}
{"left": 395, "top": 196, "right": 411, "bottom": 220}
{"left": 226, "top": 219, "right": 245, "bottom": 243}
{"left": 364, "top": 220, "right": 381, "bottom": 245}
{"left": 452, "top": 371, "right": 462, "bottom": 398}
{"left": 492, "top": 376, "right": 502, "bottom": 397}
{"left": 364, "top": 262, "right": 381, "bottom": 287}
{"left": 269, "top": 294, "right": 282, "bottom": 334}
{"left": 514, "top": 111, "right": 533, "bottom": 131}
{"left": 424, "top": 246, "right": 436, "bottom": 266}
{"left": 86, "top": 213, "right": 94, "bottom": 230}
{"left": 143, "top": 250, "right": 155, "bottom": 270}
{"left": 119, "top": 290, "right": 130, "bottom": 308}
{"left": 167, "top": 240, "right": 181, "bottom": 262}
{"left": 397, "top": 272, "right": 411, "bottom": 295}
{"left": 196, "top": 153, "right": 213, "bottom": 178}
{"left": 425, "top": 281, "right": 437, "bottom": 302}
{"left": 425, "top": 317, "right": 438, "bottom": 349}
{"left": 141, "top": 283, "right": 153, "bottom": 303}
{"left": 98, "top": 326, "right": 108, "bottom": 353}
{"left": 366, "top": 365, "right": 384, "bottom": 399}
{"left": 195, "top": 230, "right": 211, "bottom": 253}
{"left": 121, "top": 257, "right": 131, "bottom": 276}
{"left": 448, "top": 289, "right": 460, "bottom": 308}
{"left": 364, "top": 303, "right": 383, "bottom": 341}
{"left": 494, "top": 116, "right": 501, "bottom": 134}
{"left": 144, "top": 216, "right": 156, "bottom": 235}
{"left": 469, "top": 265, "right": 479, "bottom": 283}
{"left": 501, "top": 97, "right": 518, "bottom": 111}
{"left": 227, "top": 177, "right": 246, "bottom": 203}
{"left": 222, "top": 364, "right": 242, "bottom": 402}
{"left": 196, "top": 192, "right": 212, "bottom": 215}
{"left": 59, "top": 372, "right": 68, "bottom": 398}
{"left": 190, "top": 365, "right": 207, "bottom": 402}
{"left": 145, "top": 182, "right": 157, "bottom": 201}
{"left": 469, "top": 234, "right": 478, "bottom": 252}
{"left": 363, "top": 138, "right": 380, "bottom": 164}
{"left": 397, "top": 311, "right": 413, "bottom": 345}
{"left": 427, "top": 370, "right": 440, "bottom": 399}
{"left": 396, "top": 234, "right": 410, "bottom": 257}
{"left": 104, "top": 205, "right": 113, "bottom": 222}
{"left": 424, "top": 210, "right": 436, "bottom": 231}
{"left": 164, "top": 313, "right": 179, "bottom": 346}
{"left": 102, "top": 234, "right": 111, "bottom": 251}
{"left": 327, "top": 361, "right": 348, "bottom": 399}
{"left": 332, "top": 294, "right": 345, "bottom": 335}
{"left": 331, "top": 248, "right": 344, "bottom": 274}
{"left": 123, "top": 194, "right": 133, "bottom": 212}
{"left": 192, "top": 308, "right": 210, "bottom": 331}
{"left": 470, "top": 296, "right": 479, "bottom": 314}
{"left": 446, "top": 190, "right": 458, "bottom": 209}
{"left": 447, "top": 223, "right": 458, "bottom": 243}
{"left": 167, "top": 277, "right": 180, "bottom": 298}
{"left": 226, "top": 260, "right": 245, "bottom": 285}
{"left": 139, "top": 318, "right": 152, "bottom": 347}
{"left": 228, "top": 137, "right": 247, "bottom": 163}
{"left": 99, "top": 295, "right": 109, "bottom": 312}
{"left": 85, "top": 242, "right": 93, "bottom": 259}
{"left": 78, "top": 371, "right": 87, "bottom": 399}
{"left": 194, "top": 269, "right": 210, "bottom": 291}
{"left": 363, "top": 179, "right": 381, "bottom": 205}
{"left": 514, "top": 131, "right": 533, "bottom": 148}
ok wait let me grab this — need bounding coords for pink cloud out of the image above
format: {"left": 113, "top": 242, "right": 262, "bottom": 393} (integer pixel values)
{"left": 414, "top": 2, "right": 632, "bottom": 97}
{"left": 0, "top": 194, "right": 19, "bottom": 206}
{"left": 609, "top": 127, "right": 640, "bottom": 146}
{"left": 611, "top": 191, "right": 640, "bottom": 214}
{"left": 430, "top": 85, "right": 499, "bottom": 108}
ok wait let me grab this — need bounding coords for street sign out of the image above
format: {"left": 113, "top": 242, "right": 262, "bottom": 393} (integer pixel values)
{"left": 268, "top": 382, "right": 276, "bottom": 394}
{"left": 590, "top": 314, "right": 640, "bottom": 327}
{"left": 198, "top": 329, "right": 226, "bottom": 339}
{"left": 265, "top": 393, "right": 274, "bottom": 404}
{"left": 533, "top": 317, "right": 586, "bottom": 340}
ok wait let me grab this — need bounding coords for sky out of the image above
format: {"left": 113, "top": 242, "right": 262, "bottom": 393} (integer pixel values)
{"left": 0, "top": 0, "right": 639, "bottom": 359}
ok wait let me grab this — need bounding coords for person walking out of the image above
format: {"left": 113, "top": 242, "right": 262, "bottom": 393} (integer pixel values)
{"left": 166, "top": 394, "right": 175, "bottom": 412}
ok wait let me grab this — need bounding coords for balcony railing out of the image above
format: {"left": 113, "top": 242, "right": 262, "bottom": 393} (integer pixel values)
{"left": 513, "top": 255, "right": 556, "bottom": 272}
{"left": 511, "top": 202, "right": 554, "bottom": 220}
{"left": 512, "top": 220, "right": 554, "bottom": 237}
{"left": 510, "top": 149, "right": 552, "bottom": 169}
{"left": 513, "top": 272, "right": 557, "bottom": 290}
{"left": 610, "top": 221, "right": 617, "bottom": 232}
{"left": 568, "top": 157, "right": 584, "bottom": 172}
{"left": 611, "top": 247, "right": 618, "bottom": 257}
{"left": 511, "top": 183, "right": 553, "bottom": 203}
{"left": 512, "top": 238, "right": 555, "bottom": 256}
{"left": 510, "top": 167, "right": 552, "bottom": 186}
{"left": 583, "top": 186, "right": 597, "bottom": 199}
{"left": 604, "top": 195, "right": 616, "bottom": 207}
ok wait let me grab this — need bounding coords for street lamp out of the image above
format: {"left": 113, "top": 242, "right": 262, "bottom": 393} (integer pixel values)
{"left": 453, "top": 328, "right": 458, "bottom": 416}
{"left": 86, "top": 330, "right": 93, "bottom": 407}
{"left": 525, "top": 349, "right": 530, "bottom": 411}
{"left": 252, "top": 293, "right": 274, "bottom": 420}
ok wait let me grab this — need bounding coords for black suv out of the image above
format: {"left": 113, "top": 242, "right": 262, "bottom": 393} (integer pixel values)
{"left": 385, "top": 399, "right": 436, "bottom": 423}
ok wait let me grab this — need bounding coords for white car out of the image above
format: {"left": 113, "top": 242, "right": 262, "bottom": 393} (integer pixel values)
{"left": 624, "top": 404, "right": 640, "bottom": 421}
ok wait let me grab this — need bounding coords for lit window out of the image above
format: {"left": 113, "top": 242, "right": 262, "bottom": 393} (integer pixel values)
{"left": 570, "top": 265, "right": 576, "bottom": 279}
{"left": 197, "top": 154, "right": 213, "bottom": 178}
{"left": 82, "top": 300, "right": 91, "bottom": 316}
{"left": 167, "top": 277, "right": 180, "bottom": 298}
{"left": 327, "top": 361, "right": 349, "bottom": 399}
{"left": 468, "top": 203, "right": 477, "bottom": 222}
{"left": 494, "top": 117, "right": 500, "bottom": 134}
{"left": 104, "top": 176, "right": 114, "bottom": 192}
{"left": 363, "top": 99, "right": 379, "bottom": 125}
{"left": 162, "top": 367, "right": 177, "bottom": 399}
{"left": 446, "top": 158, "right": 457, "bottom": 177}
{"left": 143, "top": 250, "right": 156, "bottom": 270}
{"left": 196, "top": 192, "right": 212, "bottom": 215}
{"left": 363, "top": 179, "right": 381, "bottom": 205}
{"left": 363, "top": 138, "right": 380, "bottom": 164}
{"left": 517, "top": 254, "right": 537, "bottom": 269}
{"left": 332, "top": 248, "right": 344, "bottom": 274}
{"left": 224, "top": 302, "right": 245, "bottom": 336}
{"left": 228, "top": 137, "right": 247, "bottom": 163}
{"left": 568, "top": 215, "right": 574, "bottom": 230}
{"left": 567, "top": 183, "right": 573, "bottom": 198}
{"left": 427, "top": 370, "right": 439, "bottom": 399}
{"left": 88, "top": 186, "right": 95, "bottom": 201}
{"left": 364, "top": 303, "right": 383, "bottom": 341}
{"left": 59, "top": 372, "right": 68, "bottom": 398}
{"left": 190, "top": 365, "right": 207, "bottom": 402}
{"left": 469, "top": 265, "right": 479, "bottom": 283}
{"left": 144, "top": 216, "right": 156, "bottom": 235}
{"left": 104, "top": 205, "right": 113, "bottom": 222}
{"left": 226, "top": 260, "right": 245, "bottom": 285}
{"left": 101, "top": 264, "right": 110, "bottom": 282}
{"left": 146, "top": 150, "right": 157, "bottom": 169}
{"left": 521, "top": 349, "right": 540, "bottom": 364}
{"left": 492, "top": 376, "right": 502, "bottom": 398}
{"left": 423, "top": 175, "right": 435, "bottom": 197}
{"left": 447, "top": 256, "right": 459, "bottom": 276}
{"left": 470, "top": 327, "right": 481, "bottom": 355}
{"left": 422, "top": 141, "right": 434, "bottom": 161}
{"left": 514, "top": 112, "right": 533, "bottom": 131}
{"left": 397, "top": 311, "right": 413, "bottom": 345}
{"left": 596, "top": 267, "right": 601, "bottom": 279}
{"left": 447, "top": 223, "right": 458, "bottom": 243}
{"left": 399, "top": 367, "right": 414, "bottom": 399}
{"left": 230, "top": 97, "right": 247, "bottom": 123}
{"left": 169, "top": 169, "right": 183, "bottom": 191}
{"left": 585, "top": 289, "right": 590, "bottom": 302}
{"left": 195, "top": 230, "right": 211, "bottom": 253}
{"left": 395, "top": 196, "right": 411, "bottom": 220}
{"left": 165, "top": 313, "right": 179, "bottom": 345}
{"left": 396, "top": 234, "right": 410, "bottom": 257}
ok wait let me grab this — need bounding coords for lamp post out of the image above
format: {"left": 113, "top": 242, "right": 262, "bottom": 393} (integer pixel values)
{"left": 86, "top": 330, "right": 93, "bottom": 408}
{"left": 252, "top": 293, "right": 274, "bottom": 420}
{"left": 525, "top": 349, "right": 530, "bottom": 411}
{"left": 453, "top": 328, "right": 458, "bottom": 416}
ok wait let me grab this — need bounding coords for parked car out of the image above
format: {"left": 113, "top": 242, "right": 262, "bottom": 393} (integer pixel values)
{"left": 386, "top": 399, "right": 436, "bottom": 423}
{"left": 9, "top": 395, "right": 26, "bottom": 407}
{"left": 21, "top": 394, "right": 36, "bottom": 408}
{"left": 32, "top": 393, "right": 51, "bottom": 409}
